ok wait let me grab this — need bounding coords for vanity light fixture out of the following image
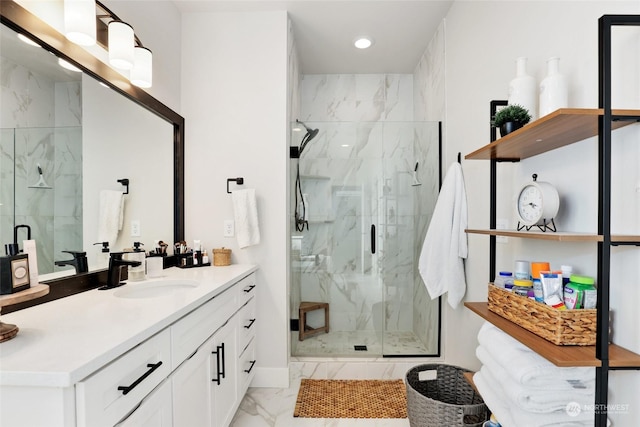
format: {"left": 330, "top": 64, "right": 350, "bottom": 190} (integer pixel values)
{"left": 108, "top": 21, "right": 135, "bottom": 70}
{"left": 354, "top": 37, "right": 373, "bottom": 49}
{"left": 58, "top": 58, "right": 82, "bottom": 72}
{"left": 63, "top": 0, "right": 97, "bottom": 46}
{"left": 130, "top": 46, "right": 153, "bottom": 88}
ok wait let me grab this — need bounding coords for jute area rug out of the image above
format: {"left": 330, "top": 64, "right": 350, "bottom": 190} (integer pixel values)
{"left": 293, "top": 379, "right": 407, "bottom": 419}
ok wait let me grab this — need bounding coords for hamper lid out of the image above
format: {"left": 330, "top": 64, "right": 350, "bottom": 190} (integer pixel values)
{"left": 213, "top": 247, "right": 231, "bottom": 254}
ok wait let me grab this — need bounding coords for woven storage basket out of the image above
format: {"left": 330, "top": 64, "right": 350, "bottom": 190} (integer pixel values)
{"left": 213, "top": 248, "right": 231, "bottom": 266}
{"left": 487, "top": 284, "right": 596, "bottom": 346}
{"left": 405, "top": 364, "right": 488, "bottom": 427}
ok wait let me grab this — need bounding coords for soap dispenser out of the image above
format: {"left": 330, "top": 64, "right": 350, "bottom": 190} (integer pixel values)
{"left": 127, "top": 242, "right": 146, "bottom": 281}
{"left": 93, "top": 241, "right": 110, "bottom": 269}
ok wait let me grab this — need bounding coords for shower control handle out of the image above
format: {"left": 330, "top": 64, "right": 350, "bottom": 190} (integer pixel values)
{"left": 371, "top": 224, "right": 376, "bottom": 254}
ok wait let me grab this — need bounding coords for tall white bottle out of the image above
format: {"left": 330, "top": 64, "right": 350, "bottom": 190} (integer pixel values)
{"left": 539, "top": 57, "right": 568, "bottom": 118}
{"left": 508, "top": 57, "right": 537, "bottom": 120}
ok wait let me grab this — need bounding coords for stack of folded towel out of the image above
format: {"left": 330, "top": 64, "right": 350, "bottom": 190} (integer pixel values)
{"left": 473, "top": 322, "right": 601, "bottom": 426}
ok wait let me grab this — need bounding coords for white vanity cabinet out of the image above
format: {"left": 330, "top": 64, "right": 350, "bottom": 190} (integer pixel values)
{"left": 0, "top": 266, "right": 258, "bottom": 427}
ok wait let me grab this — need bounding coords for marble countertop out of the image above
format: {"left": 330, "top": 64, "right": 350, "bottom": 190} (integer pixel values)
{"left": 0, "top": 264, "right": 258, "bottom": 388}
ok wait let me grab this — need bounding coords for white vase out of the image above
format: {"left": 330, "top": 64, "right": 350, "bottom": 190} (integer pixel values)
{"left": 508, "top": 57, "right": 537, "bottom": 121}
{"left": 539, "top": 57, "right": 568, "bottom": 118}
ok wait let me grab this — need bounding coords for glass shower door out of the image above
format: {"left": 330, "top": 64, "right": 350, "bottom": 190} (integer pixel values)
{"left": 291, "top": 120, "right": 440, "bottom": 357}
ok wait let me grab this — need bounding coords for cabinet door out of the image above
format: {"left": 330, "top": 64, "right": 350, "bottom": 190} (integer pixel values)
{"left": 172, "top": 339, "right": 213, "bottom": 427}
{"left": 116, "top": 379, "right": 172, "bottom": 427}
{"left": 211, "top": 319, "right": 238, "bottom": 427}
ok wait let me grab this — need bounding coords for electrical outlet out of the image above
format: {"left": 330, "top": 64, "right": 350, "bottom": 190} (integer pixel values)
{"left": 224, "top": 220, "right": 235, "bottom": 237}
{"left": 131, "top": 220, "right": 141, "bottom": 237}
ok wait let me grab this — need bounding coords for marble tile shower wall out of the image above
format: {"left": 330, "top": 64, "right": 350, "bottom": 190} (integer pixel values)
{"left": 294, "top": 74, "right": 439, "bottom": 349}
{"left": 0, "top": 54, "right": 82, "bottom": 274}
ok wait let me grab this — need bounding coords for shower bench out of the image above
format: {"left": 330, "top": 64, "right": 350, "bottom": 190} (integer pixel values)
{"left": 299, "top": 301, "right": 329, "bottom": 341}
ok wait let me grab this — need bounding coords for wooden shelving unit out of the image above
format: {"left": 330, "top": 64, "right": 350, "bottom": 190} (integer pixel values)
{"left": 465, "top": 302, "right": 640, "bottom": 368}
{"left": 464, "top": 17, "right": 640, "bottom": 426}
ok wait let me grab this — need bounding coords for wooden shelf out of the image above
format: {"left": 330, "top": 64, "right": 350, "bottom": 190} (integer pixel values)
{"left": 465, "top": 229, "right": 640, "bottom": 243}
{"left": 465, "top": 302, "right": 640, "bottom": 368}
{"left": 466, "top": 228, "right": 601, "bottom": 241}
{"left": 466, "top": 108, "right": 640, "bottom": 161}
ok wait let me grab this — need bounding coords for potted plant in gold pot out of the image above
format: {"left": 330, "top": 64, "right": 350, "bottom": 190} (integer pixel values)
{"left": 492, "top": 104, "right": 532, "bottom": 137}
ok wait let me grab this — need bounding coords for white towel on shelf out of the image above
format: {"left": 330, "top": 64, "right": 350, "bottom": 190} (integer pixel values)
{"left": 232, "top": 188, "right": 261, "bottom": 248}
{"left": 473, "top": 370, "right": 600, "bottom": 427}
{"left": 98, "top": 190, "right": 125, "bottom": 245}
{"left": 418, "top": 162, "right": 468, "bottom": 308}
{"left": 479, "top": 362, "right": 594, "bottom": 414}
{"left": 477, "top": 322, "right": 595, "bottom": 388}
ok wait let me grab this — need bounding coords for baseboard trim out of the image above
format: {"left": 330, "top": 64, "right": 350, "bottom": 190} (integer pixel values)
{"left": 251, "top": 366, "right": 290, "bottom": 388}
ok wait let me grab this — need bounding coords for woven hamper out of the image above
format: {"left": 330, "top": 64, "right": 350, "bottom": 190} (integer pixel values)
{"left": 405, "top": 364, "right": 489, "bottom": 427}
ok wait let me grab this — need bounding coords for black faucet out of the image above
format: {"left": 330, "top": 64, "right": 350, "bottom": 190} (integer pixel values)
{"left": 99, "top": 252, "right": 142, "bottom": 290}
{"left": 55, "top": 251, "right": 89, "bottom": 274}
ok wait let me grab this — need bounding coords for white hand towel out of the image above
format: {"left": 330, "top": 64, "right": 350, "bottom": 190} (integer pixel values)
{"left": 232, "top": 188, "right": 261, "bottom": 248}
{"left": 98, "top": 190, "right": 125, "bottom": 245}
{"left": 418, "top": 162, "right": 468, "bottom": 308}
{"left": 477, "top": 322, "right": 595, "bottom": 387}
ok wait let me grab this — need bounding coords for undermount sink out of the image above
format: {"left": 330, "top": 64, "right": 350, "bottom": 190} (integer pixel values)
{"left": 113, "top": 279, "right": 199, "bottom": 299}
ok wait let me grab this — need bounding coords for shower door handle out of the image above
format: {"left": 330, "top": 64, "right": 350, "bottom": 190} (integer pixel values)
{"left": 370, "top": 224, "right": 376, "bottom": 254}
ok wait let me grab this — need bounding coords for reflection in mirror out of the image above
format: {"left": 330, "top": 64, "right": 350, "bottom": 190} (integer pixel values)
{"left": 0, "top": 22, "right": 173, "bottom": 280}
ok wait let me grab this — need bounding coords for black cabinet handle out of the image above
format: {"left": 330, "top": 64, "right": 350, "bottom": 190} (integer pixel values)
{"left": 243, "top": 284, "right": 256, "bottom": 293}
{"left": 244, "top": 360, "right": 256, "bottom": 374}
{"left": 244, "top": 318, "right": 256, "bottom": 329}
{"left": 371, "top": 224, "right": 376, "bottom": 254}
{"left": 212, "top": 343, "right": 226, "bottom": 385}
{"left": 220, "top": 342, "right": 226, "bottom": 380}
{"left": 117, "top": 361, "right": 163, "bottom": 395}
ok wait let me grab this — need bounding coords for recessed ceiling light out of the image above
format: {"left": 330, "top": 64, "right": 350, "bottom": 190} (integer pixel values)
{"left": 354, "top": 37, "right": 373, "bottom": 49}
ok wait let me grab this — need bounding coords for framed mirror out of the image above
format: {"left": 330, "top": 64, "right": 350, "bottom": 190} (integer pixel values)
{"left": 1, "top": 1, "right": 184, "bottom": 280}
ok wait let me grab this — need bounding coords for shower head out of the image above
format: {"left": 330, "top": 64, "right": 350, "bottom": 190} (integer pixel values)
{"left": 412, "top": 162, "right": 422, "bottom": 186}
{"left": 296, "top": 119, "right": 320, "bottom": 156}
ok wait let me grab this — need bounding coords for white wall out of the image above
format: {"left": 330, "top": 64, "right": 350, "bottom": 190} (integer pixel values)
{"left": 181, "top": 10, "right": 290, "bottom": 387}
{"left": 443, "top": 1, "right": 640, "bottom": 423}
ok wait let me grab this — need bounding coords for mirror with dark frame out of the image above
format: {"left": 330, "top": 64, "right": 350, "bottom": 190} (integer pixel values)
{"left": 0, "top": 1, "right": 184, "bottom": 286}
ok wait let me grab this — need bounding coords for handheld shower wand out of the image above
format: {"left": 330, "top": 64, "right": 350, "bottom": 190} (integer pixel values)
{"left": 294, "top": 120, "right": 320, "bottom": 232}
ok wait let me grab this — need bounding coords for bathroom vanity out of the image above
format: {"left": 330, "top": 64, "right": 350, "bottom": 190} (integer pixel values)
{"left": 0, "top": 264, "right": 258, "bottom": 427}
